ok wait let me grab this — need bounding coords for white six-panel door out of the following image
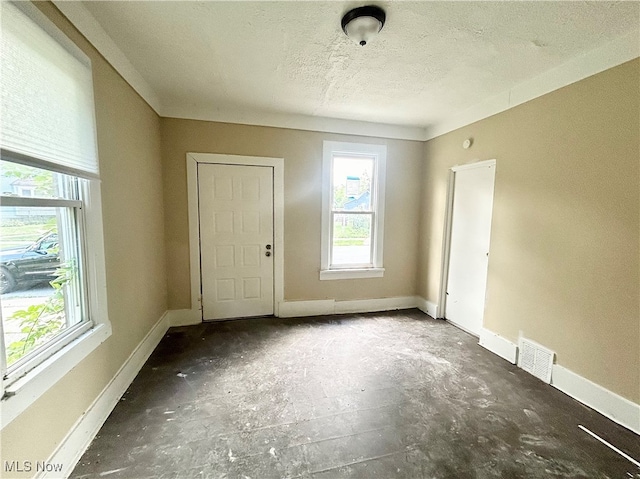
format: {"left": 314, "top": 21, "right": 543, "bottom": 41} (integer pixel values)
{"left": 198, "top": 164, "right": 274, "bottom": 320}
{"left": 445, "top": 161, "right": 496, "bottom": 336}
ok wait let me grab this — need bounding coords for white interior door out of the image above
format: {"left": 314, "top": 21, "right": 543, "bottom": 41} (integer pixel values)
{"left": 445, "top": 161, "right": 496, "bottom": 336}
{"left": 198, "top": 164, "right": 274, "bottom": 320}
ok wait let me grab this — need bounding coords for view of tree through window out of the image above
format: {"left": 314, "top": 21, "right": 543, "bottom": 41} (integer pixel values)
{"left": 1, "top": 161, "right": 86, "bottom": 367}
{"left": 331, "top": 156, "right": 375, "bottom": 266}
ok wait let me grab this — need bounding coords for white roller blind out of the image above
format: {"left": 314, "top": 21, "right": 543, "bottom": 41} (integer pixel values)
{"left": 1, "top": 2, "right": 99, "bottom": 178}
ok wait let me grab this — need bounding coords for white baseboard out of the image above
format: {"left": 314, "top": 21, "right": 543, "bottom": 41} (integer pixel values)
{"left": 551, "top": 364, "right": 640, "bottom": 435}
{"left": 415, "top": 297, "right": 439, "bottom": 319}
{"left": 277, "top": 299, "right": 335, "bottom": 318}
{"left": 171, "top": 298, "right": 420, "bottom": 322}
{"left": 479, "top": 328, "right": 518, "bottom": 364}
{"left": 278, "top": 296, "right": 418, "bottom": 318}
{"left": 477, "top": 328, "right": 639, "bottom": 435}
{"left": 167, "top": 308, "right": 201, "bottom": 326}
{"left": 335, "top": 296, "right": 417, "bottom": 314}
{"left": 34, "top": 306, "right": 640, "bottom": 479}
{"left": 40, "top": 312, "right": 170, "bottom": 479}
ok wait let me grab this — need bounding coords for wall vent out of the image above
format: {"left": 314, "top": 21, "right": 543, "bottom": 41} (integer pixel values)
{"left": 518, "top": 337, "right": 555, "bottom": 384}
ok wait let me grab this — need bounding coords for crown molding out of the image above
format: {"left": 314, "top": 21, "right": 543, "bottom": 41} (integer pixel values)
{"left": 424, "top": 27, "right": 640, "bottom": 141}
{"left": 162, "top": 104, "right": 427, "bottom": 141}
{"left": 52, "top": 1, "right": 162, "bottom": 114}
{"left": 53, "top": 0, "right": 425, "bottom": 141}
{"left": 53, "top": 2, "right": 638, "bottom": 143}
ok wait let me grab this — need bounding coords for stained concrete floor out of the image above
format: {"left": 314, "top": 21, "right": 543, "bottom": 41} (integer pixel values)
{"left": 71, "top": 310, "right": 640, "bottom": 479}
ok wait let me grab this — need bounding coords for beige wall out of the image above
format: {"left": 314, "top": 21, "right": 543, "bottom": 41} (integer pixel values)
{"left": 418, "top": 59, "right": 640, "bottom": 403}
{"left": 1, "top": 3, "right": 168, "bottom": 475}
{"left": 2, "top": 2, "right": 638, "bottom": 475}
{"left": 161, "top": 120, "right": 423, "bottom": 309}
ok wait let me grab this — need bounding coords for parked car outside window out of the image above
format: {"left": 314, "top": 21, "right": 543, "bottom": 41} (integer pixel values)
{"left": 0, "top": 232, "right": 59, "bottom": 294}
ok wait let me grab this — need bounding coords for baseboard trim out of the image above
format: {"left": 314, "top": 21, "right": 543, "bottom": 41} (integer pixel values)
{"left": 551, "top": 364, "right": 640, "bottom": 435}
{"left": 477, "top": 328, "right": 640, "bottom": 435}
{"left": 278, "top": 296, "right": 418, "bottom": 318}
{"left": 167, "top": 308, "right": 201, "bottom": 327}
{"left": 35, "top": 305, "right": 640, "bottom": 479}
{"left": 277, "top": 299, "right": 335, "bottom": 318}
{"left": 415, "top": 297, "right": 439, "bottom": 319}
{"left": 171, "top": 298, "right": 425, "bottom": 322}
{"left": 40, "top": 312, "right": 170, "bottom": 479}
{"left": 479, "top": 328, "right": 518, "bottom": 364}
{"left": 335, "top": 296, "right": 417, "bottom": 314}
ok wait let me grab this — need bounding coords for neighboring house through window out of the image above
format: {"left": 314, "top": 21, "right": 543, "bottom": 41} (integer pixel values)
{"left": 320, "top": 141, "right": 387, "bottom": 280}
{"left": 0, "top": 1, "right": 110, "bottom": 428}
{"left": 15, "top": 184, "right": 35, "bottom": 197}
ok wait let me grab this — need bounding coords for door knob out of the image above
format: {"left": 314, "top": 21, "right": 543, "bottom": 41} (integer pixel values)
{"left": 265, "top": 251, "right": 271, "bottom": 257}
{"left": 266, "top": 245, "right": 272, "bottom": 250}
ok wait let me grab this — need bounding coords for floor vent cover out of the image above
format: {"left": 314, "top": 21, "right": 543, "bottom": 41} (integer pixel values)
{"left": 518, "top": 337, "right": 555, "bottom": 384}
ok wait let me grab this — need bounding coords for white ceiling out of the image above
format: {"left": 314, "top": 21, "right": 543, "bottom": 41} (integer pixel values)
{"left": 65, "top": 1, "right": 639, "bottom": 139}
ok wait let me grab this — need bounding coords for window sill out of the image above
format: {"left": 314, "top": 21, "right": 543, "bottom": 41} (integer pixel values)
{"left": 1, "top": 322, "right": 111, "bottom": 429}
{"left": 319, "top": 268, "right": 385, "bottom": 280}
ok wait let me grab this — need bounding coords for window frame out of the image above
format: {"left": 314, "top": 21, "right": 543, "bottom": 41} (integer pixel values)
{"left": 0, "top": 165, "right": 110, "bottom": 428}
{"left": 0, "top": 1, "right": 110, "bottom": 430}
{"left": 320, "top": 141, "right": 386, "bottom": 280}
{"left": 1, "top": 182, "right": 89, "bottom": 382}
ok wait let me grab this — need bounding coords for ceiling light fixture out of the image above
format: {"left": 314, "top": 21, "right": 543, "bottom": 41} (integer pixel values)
{"left": 341, "top": 5, "right": 386, "bottom": 46}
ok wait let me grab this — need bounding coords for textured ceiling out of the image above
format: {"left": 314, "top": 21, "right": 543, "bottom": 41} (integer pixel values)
{"left": 80, "top": 1, "right": 639, "bottom": 131}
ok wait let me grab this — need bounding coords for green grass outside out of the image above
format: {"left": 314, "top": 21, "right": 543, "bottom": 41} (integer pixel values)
{"left": 334, "top": 238, "right": 366, "bottom": 246}
{"left": 0, "top": 223, "right": 56, "bottom": 249}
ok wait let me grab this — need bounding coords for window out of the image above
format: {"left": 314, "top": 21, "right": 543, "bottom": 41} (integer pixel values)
{"left": 16, "top": 186, "right": 35, "bottom": 197}
{"left": 320, "top": 141, "right": 386, "bottom": 280}
{"left": 0, "top": 1, "right": 109, "bottom": 428}
{"left": 1, "top": 162, "right": 88, "bottom": 375}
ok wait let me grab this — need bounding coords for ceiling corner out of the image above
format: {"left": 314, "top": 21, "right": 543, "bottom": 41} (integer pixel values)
{"left": 52, "top": 0, "right": 162, "bottom": 115}
{"left": 424, "top": 26, "right": 640, "bottom": 142}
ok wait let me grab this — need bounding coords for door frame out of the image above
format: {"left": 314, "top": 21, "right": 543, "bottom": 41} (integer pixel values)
{"left": 437, "top": 159, "right": 496, "bottom": 323}
{"left": 186, "top": 153, "right": 285, "bottom": 321}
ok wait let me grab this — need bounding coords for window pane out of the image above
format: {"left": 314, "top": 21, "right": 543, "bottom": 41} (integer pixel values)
{"left": 1, "top": 160, "right": 78, "bottom": 200}
{"left": 331, "top": 213, "right": 372, "bottom": 265}
{"left": 1, "top": 205, "right": 85, "bottom": 367}
{"left": 332, "top": 157, "right": 374, "bottom": 210}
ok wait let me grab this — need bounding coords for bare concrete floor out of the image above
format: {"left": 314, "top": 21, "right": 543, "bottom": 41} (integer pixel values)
{"left": 71, "top": 310, "right": 640, "bottom": 479}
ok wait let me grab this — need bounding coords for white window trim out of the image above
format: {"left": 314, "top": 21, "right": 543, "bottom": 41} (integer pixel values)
{"left": 1, "top": 2, "right": 109, "bottom": 428}
{"left": 320, "top": 141, "right": 386, "bottom": 280}
{"left": 1, "top": 177, "right": 111, "bottom": 429}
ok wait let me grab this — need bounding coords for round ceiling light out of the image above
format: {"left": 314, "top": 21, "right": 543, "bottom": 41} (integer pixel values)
{"left": 341, "top": 5, "right": 386, "bottom": 46}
